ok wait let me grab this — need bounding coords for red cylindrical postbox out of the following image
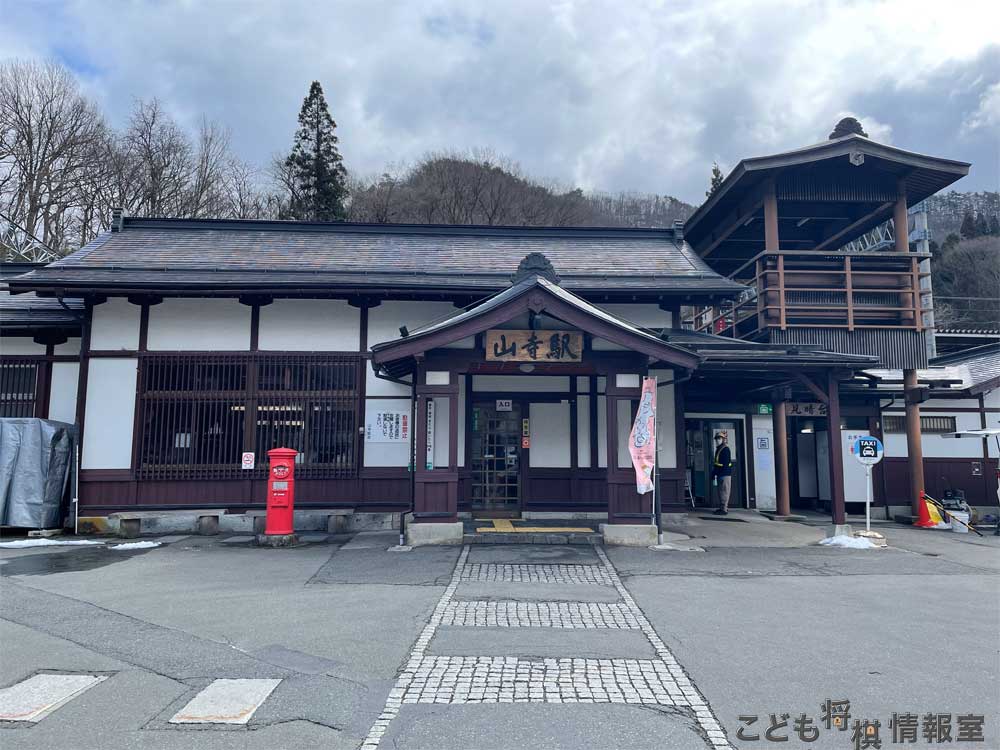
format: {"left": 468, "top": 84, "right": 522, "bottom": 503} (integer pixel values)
{"left": 265, "top": 448, "right": 298, "bottom": 536}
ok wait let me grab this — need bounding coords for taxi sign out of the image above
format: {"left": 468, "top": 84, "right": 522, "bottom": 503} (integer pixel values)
{"left": 852, "top": 436, "right": 884, "bottom": 466}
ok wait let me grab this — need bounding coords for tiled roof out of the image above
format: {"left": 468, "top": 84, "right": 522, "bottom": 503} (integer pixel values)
{"left": 9, "top": 218, "right": 745, "bottom": 298}
{"left": 1, "top": 267, "right": 83, "bottom": 330}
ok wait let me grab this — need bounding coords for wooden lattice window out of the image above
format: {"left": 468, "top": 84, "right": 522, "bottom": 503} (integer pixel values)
{"left": 882, "top": 415, "right": 957, "bottom": 434}
{"left": 135, "top": 353, "right": 361, "bottom": 480}
{"left": 0, "top": 359, "right": 40, "bottom": 417}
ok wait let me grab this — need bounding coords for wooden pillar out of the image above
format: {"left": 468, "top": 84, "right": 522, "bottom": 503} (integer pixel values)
{"left": 773, "top": 400, "right": 791, "bottom": 516}
{"left": 763, "top": 180, "right": 779, "bottom": 252}
{"left": 893, "top": 181, "right": 909, "bottom": 252}
{"left": 604, "top": 371, "right": 646, "bottom": 524}
{"left": 827, "top": 372, "right": 846, "bottom": 526}
{"left": 904, "top": 368, "right": 925, "bottom": 516}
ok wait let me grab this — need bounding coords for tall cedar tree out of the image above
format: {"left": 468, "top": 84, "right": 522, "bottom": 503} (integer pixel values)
{"left": 285, "top": 81, "right": 348, "bottom": 221}
{"left": 706, "top": 162, "right": 724, "bottom": 198}
{"left": 959, "top": 210, "right": 977, "bottom": 239}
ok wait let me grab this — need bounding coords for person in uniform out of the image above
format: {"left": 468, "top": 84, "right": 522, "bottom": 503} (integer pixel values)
{"left": 712, "top": 431, "right": 733, "bottom": 515}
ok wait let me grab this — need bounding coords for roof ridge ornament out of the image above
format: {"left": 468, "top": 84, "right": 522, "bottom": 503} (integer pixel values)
{"left": 512, "top": 252, "right": 561, "bottom": 285}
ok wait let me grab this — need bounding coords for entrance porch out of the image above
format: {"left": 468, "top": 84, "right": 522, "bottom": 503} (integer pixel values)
{"left": 370, "top": 254, "right": 878, "bottom": 545}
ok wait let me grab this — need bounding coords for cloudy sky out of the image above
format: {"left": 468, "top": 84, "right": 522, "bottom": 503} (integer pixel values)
{"left": 3, "top": 0, "right": 998, "bottom": 203}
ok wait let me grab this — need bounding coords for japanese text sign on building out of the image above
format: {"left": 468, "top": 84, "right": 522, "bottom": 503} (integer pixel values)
{"left": 788, "top": 402, "right": 828, "bottom": 417}
{"left": 485, "top": 329, "right": 583, "bottom": 362}
{"left": 366, "top": 410, "right": 409, "bottom": 443}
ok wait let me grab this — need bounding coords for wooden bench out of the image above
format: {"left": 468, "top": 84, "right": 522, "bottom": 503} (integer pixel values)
{"left": 108, "top": 510, "right": 227, "bottom": 539}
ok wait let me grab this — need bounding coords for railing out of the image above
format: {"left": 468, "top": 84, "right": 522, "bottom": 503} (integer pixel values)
{"left": 690, "top": 250, "right": 929, "bottom": 339}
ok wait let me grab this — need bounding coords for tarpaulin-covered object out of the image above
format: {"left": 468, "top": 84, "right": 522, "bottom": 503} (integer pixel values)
{"left": 0, "top": 418, "right": 76, "bottom": 529}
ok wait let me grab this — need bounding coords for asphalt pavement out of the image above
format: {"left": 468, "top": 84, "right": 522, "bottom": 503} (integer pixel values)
{"left": 1, "top": 520, "right": 996, "bottom": 749}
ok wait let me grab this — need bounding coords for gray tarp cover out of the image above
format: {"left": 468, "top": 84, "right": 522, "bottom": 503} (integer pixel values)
{"left": 0, "top": 418, "right": 76, "bottom": 528}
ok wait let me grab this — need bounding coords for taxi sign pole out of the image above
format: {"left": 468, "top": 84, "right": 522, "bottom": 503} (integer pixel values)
{"left": 865, "top": 464, "right": 872, "bottom": 533}
{"left": 852, "top": 436, "right": 884, "bottom": 543}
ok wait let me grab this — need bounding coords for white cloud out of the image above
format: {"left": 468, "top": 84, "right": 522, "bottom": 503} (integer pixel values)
{"left": 2, "top": 0, "right": 998, "bottom": 202}
{"left": 962, "top": 81, "right": 1000, "bottom": 134}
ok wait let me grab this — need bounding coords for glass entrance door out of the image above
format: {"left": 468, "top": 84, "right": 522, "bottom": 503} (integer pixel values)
{"left": 470, "top": 402, "right": 521, "bottom": 514}
{"left": 684, "top": 418, "right": 744, "bottom": 509}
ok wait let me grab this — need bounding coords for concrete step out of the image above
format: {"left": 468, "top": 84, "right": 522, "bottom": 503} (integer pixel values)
{"left": 462, "top": 532, "right": 602, "bottom": 545}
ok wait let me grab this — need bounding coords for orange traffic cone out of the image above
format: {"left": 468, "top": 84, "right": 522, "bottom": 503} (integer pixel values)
{"left": 914, "top": 491, "right": 944, "bottom": 528}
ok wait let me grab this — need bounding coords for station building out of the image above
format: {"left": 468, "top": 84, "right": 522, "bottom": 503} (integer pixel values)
{"left": 3, "top": 132, "right": 996, "bottom": 539}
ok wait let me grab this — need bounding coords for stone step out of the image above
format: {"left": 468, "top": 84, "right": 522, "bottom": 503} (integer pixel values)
{"left": 463, "top": 532, "right": 602, "bottom": 545}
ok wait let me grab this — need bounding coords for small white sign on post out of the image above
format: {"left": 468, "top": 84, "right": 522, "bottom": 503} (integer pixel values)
{"left": 851, "top": 436, "right": 884, "bottom": 532}
{"left": 241, "top": 452, "right": 255, "bottom": 470}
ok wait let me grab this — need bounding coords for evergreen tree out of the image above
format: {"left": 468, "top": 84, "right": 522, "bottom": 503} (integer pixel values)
{"left": 974, "top": 211, "right": 990, "bottom": 237}
{"left": 990, "top": 215, "right": 1000, "bottom": 237}
{"left": 960, "top": 210, "right": 977, "bottom": 239}
{"left": 283, "top": 81, "right": 348, "bottom": 221}
{"left": 706, "top": 162, "right": 724, "bottom": 198}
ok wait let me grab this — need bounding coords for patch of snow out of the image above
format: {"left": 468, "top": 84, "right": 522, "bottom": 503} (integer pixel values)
{"left": 110, "top": 541, "right": 161, "bottom": 550}
{"left": 819, "top": 535, "right": 878, "bottom": 549}
{"left": 0, "top": 538, "right": 103, "bottom": 549}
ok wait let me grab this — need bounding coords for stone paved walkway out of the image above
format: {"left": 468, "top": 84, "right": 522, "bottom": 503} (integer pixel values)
{"left": 361, "top": 544, "right": 733, "bottom": 749}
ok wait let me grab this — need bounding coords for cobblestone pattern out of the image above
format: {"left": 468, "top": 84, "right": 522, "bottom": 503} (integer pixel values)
{"left": 395, "top": 656, "right": 682, "bottom": 704}
{"left": 459, "top": 563, "right": 613, "bottom": 585}
{"left": 440, "top": 601, "right": 640, "bottom": 629}
{"left": 363, "top": 547, "right": 733, "bottom": 750}
{"left": 594, "top": 546, "right": 732, "bottom": 748}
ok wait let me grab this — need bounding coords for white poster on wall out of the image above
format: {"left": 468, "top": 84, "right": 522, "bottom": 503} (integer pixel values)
{"left": 366, "top": 408, "right": 410, "bottom": 442}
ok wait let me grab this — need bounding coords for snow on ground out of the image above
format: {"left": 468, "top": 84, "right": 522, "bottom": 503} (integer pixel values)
{"left": 110, "top": 541, "right": 161, "bottom": 550}
{"left": 0, "top": 538, "right": 103, "bottom": 549}
{"left": 819, "top": 535, "right": 879, "bottom": 549}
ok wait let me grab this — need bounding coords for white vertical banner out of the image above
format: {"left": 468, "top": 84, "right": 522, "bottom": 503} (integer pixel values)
{"left": 628, "top": 377, "right": 657, "bottom": 494}
{"left": 425, "top": 398, "right": 435, "bottom": 470}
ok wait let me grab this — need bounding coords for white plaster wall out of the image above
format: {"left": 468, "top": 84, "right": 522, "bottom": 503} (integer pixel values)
{"left": 577, "top": 394, "right": 591, "bottom": 467}
{"left": 529, "top": 402, "right": 571, "bottom": 468}
{"left": 90, "top": 298, "right": 140, "bottom": 351}
{"left": 432, "top": 396, "right": 450, "bottom": 469}
{"left": 751, "top": 415, "right": 776, "bottom": 511}
{"left": 81, "top": 358, "right": 136, "bottom": 469}
{"left": 0, "top": 337, "right": 45, "bottom": 355}
{"left": 841, "top": 430, "right": 874, "bottom": 503}
{"left": 367, "top": 301, "right": 472, "bottom": 347}
{"left": 53, "top": 338, "right": 80, "bottom": 355}
{"left": 48, "top": 362, "right": 79, "bottom": 424}
{"left": 600, "top": 303, "right": 672, "bottom": 329}
{"left": 591, "top": 337, "right": 628, "bottom": 351}
{"left": 597, "top": 391, "right": 608, "bottom": 468}
{"left": 591, "top": 304, "right": 670, "bottom": 350}
{"left": 988, "top": 390, "right": 1000, "bottom": 458}
{"left": 882, "top": 398, "right": 992, "bottom": 459}
{"left": 366, "top": 369, "right": 411, "bottom": 397}
{"left": 649, "top": 369, "right": 676, "bottom": 469}
{"left": 473, "top": 376, "right": 569, "bottom": 392}
{"left": 363, "top": 398, "right": 412, "bottom": 467}
{"left": 148, "top": 299, "right": 250, "bottom": 351}
{"left": 616, "top": 399, "right": 633, "bottom": 468}
{"left": 258, "top": 299, "right": 359, "bottom": 351}
{"left": 457, "top": 377, "right": 466, "bottom": 468}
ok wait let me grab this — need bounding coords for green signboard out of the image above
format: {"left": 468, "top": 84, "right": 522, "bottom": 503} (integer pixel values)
{"left": 756, "top": 404, "right": 774, "bottom": 415}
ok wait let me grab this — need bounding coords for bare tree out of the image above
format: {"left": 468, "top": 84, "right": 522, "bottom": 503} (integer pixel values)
{"left": 0, "top": 59, "right": 106, "bottom": 254}
{"left": 124, "top": 98, "right": 195, "bottom": 217}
